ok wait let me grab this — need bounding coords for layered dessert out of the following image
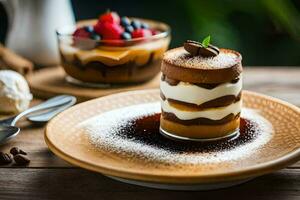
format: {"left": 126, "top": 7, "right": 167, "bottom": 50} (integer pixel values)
{"left": 160, "top": 38, "right": 243, "bottom": 140}
{"left": 57, "top": 11, "right": 170, "bottom": 84}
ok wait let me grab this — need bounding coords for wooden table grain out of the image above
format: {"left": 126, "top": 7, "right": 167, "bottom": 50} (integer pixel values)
{"left": 0, "top": 67, "right": 299, "bottom": 200}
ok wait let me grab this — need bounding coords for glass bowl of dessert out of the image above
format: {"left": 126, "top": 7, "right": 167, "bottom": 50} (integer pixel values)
{"left": 57, "top": 11, "right": 171, "bottom": 86}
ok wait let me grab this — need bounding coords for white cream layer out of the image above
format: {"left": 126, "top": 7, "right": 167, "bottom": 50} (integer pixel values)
{"left": 160, "top": 77, "right": 242, "bottom": 105}
{"left": 161, "top": 99, "right": 242, "bottom": 120}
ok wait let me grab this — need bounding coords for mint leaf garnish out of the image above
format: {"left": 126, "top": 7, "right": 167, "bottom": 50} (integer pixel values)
{"left": 201, "top": 35, "right": 211, "bottom": 48}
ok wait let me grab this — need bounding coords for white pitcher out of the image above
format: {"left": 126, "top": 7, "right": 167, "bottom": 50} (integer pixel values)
{"left": 2, "top": 0, "right": 75, "bottom": 66}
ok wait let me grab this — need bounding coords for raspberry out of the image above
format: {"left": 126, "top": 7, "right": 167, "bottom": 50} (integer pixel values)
{"left": 132, "top": 29, "right": 152, "bottom": 38}
{"left": 99, "top": 11, "right": 120, "bottom": 24}
{"left": 95, "top": 22, "right": 124, "bottom": 40}
{"left": 94, "top": 21, "right": 103, "bottom": 35}
{"left": 72, "top": 27, "right": 90, "bottom": 38}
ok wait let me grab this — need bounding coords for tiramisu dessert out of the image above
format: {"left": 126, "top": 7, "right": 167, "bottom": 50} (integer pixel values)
{"left": 160, "top": 37, "right": 242, "bottom": 140}
{"left": 57, "top": 11, "right": 170, "bottom": 84}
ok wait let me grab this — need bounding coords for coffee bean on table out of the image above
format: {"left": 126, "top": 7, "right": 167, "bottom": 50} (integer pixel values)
{"left": 0, "top": 152, "right": 12, "bottom": 165}
{"left": 10, "top": 147, "right": 27, "bottom": 156}
{"left": 13, "top": 154, "right": 30, "bottom": 165}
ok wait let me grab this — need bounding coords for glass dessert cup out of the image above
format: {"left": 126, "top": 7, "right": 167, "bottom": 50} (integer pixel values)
{"left": 159, "top": 74, "right": 242, "bottom": 142}
{"left": 159, "top": 44, "right": 243, "bottom": 142}
{"left": 57, "top": 19, "right": 171, "bottom": 85}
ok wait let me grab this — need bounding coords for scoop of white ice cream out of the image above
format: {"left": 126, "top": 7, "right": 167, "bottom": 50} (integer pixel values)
{"left": 0, "top": 70, "right": 32, "bottom": 113}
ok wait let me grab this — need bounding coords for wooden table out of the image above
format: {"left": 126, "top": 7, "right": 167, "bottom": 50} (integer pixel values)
{"left": 0, "top": 67, "right": 299, "bottom": 200}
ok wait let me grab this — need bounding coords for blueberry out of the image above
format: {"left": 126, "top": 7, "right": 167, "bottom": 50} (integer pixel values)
{"left": 131, "top": 20, "right": 141, "bottom": 29}
{"left": 141, "top": 22, "right": 149, "bottom": 29}
{"left": 84, "top": 26, "right": 94, "bottom": 33}
{"left": 90, "top": 33, "right": 101, "bottom": 40}
{"left": 121, "top": 16, "right": 131, "bottom": 27}
{"left": 121, "top": 32, "right": 132, "bottom": 40}
{"left": 124, "top": 25, "right": 134, "bottom": 33}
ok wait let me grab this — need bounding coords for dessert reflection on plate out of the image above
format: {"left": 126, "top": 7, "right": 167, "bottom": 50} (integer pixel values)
{"left": 56, "top": 11, "right": 171, "bottom": 85}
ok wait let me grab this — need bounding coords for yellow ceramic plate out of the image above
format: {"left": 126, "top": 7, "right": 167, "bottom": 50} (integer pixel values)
{"left": 45, "top": 90, "right": 300, "bottom": 190}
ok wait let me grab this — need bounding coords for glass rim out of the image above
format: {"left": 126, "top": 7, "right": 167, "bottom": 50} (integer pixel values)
{"left": 56, "top": 18, "right": 171, "bottom": 44}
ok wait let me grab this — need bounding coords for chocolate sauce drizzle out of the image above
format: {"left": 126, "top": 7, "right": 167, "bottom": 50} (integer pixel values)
{"left": 115, "top": 113, "right": 259, "bottom": 153}
{"left": 161, "top": 92, "right": 241, "bottom": 110}
{"left": 161, "top": 111, "right": 240, "bottom": 125}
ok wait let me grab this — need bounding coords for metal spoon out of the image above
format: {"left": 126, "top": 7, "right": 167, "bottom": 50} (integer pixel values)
{"left": 25, "top": 95, "right": 72, "bottom": 118}
{"left": 27, "top": 96, "right": 76, "bottom": 123}
{"left": 0, "top": 95, "right": 74, "bottom": 144}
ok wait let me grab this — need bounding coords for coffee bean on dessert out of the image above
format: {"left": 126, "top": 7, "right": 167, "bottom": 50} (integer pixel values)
{"left": 84, "top": 26, "right": 94, "bottom": 33}
{"left": 141, "top": 22, "right": 149, "bottom": 29}
{"left": 10, "top": 147, "right": 27, "bottom": 156}
{"left": 184, "top": 40, "right": 203, "bottom": 56}
{"left": 13, "top": 154, "right": 30, "bottom": 165}
{"left": 121, "top": 32, "right": 132, "bottom": 40}
{"left": 0, "top": 152, "right": 12, "bottom": 165}
{"left": 121, "top": 16, "right": 131, "bottom": 27}
{"left": 184, "top": 40, "right": 219, "bottom": 57}
{"left": 208, "top": 44, "right": 220, "bottom": 54}
{"left": 125, "top": 25, "right": 134, "bottom": 33}
{"left": 131, "top": 20, "right": 141, "bottom": 29}
{"left": 199, "top": 45, "right": 219, "bottom": 57}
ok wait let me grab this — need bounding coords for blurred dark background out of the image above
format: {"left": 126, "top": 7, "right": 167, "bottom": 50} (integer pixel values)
{"left": 1, "top": 0, "right": 300, "bottom": 66}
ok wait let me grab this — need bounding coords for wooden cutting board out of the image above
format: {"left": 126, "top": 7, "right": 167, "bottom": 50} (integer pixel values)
{"left": 27, "top": 66, "right": 160, "bottom": 102}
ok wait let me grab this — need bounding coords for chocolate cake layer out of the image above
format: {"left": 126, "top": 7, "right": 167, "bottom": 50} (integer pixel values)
{"left": 160, "top": 92, "right": 241, "bottom": 109}
{"left": 161, "top": 47, "right": 242, "bottom": 84}
{"left": 161, "top": 111, "right": 240, "bottom": 125}
{"left": 161, "top": 74, "right": 240, "bottom": 89}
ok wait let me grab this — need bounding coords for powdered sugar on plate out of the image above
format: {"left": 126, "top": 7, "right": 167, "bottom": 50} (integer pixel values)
{"left": 78, "top": 102, "right": 273, "bottom": 165}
